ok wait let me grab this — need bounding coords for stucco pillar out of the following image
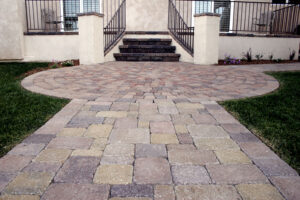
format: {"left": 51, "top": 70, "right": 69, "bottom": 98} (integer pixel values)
{"left": 78, "top": 12, "right": 104, "bottom": 65}
{"left": 0, "top": 0, "right": 25, "bottom": 60}
{"left": 194, "top": 13, "right": 220, "bottom": 65}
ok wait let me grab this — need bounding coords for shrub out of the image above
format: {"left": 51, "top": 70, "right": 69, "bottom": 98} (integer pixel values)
{"left": 255, "top": 53, "right": 263, "bottom": 61}
{"left": 223, "top": 54, "right": 241, "bottom": 65}
{"left": 269, "top": 54, "right": 274, "bottom": 61}
{"left": 50, "top": 64, "right": 58, "bottom": 69}
{"left": 242, "top": 48, "right": 252, "bottom": 62}
{"left": 62, "top": 60, "right": 74, "bottom": 67}
{"left": 289, "top": 49, "right": 296, "bottom": 61}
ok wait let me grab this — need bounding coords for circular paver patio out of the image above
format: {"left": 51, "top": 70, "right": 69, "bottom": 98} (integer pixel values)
{"left": 22, "top": 62, "right": 279, "bottom": 100}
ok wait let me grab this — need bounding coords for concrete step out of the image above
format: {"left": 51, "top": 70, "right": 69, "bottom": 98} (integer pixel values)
{"left": 119, "top": 45, "right": 176, "bottom": 53}
{"left": 114, "top": 53, "right": 180, "bottom": 62}
{"left": 123, "top": 38, "right": 172, "bottom": 46}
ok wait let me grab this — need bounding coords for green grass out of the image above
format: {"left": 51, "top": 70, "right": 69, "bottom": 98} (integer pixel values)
{"left": 0, "top": 62, "right": 69, "bottom": 157}
{"left": 221, "top": 71, "right": 300, "bottom": 173}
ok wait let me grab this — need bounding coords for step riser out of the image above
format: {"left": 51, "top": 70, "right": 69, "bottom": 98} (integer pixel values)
{"left": 120, "top": 48, "right": 176, "bottom": 54}
{"left": 115, "top": 56, "right": 179, "bottom": 62}
{"left": 123, "top": 41, "right": 172, "bottom": 46}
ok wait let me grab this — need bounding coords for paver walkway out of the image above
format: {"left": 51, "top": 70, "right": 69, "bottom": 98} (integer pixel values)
{"left": 0, "top": 62, "right": 300, "bottom": 200}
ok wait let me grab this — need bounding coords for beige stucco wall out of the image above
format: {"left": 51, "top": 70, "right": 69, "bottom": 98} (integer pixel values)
{"left": 194, "top": 15, "right": 220, "bottom": 65}
{"left": 78, "top": 14, "right": 104, "bottom": 65}
{"left": 126, "top": 0, "right": 169, "bottom": 32}
{"left": 0, "top": 0, "right": 25, "bottom": 60}
{"left": 23, "top": 35, "right": 79, "bottom": 61}
{"left": 219, "top": 36, "right": 300, "bottom": 60}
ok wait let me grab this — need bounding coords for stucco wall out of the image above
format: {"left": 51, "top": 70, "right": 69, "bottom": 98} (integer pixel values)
{"left": 23, "top": 35, "right": 79, "bottom": 61}
{"left": 219, "top": 36, "right": 300, "bottom": 60}
{"left": 126, "top": 0, "right": 169, "bottom": 32}
{"left": 0, "top": 0, "right": 25, "bottom": 60}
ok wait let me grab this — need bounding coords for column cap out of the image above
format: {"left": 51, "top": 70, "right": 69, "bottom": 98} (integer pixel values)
{"left": 194, "top": 13, "right": 221, "bottom": 17}
{"left": 78, "top": 12, "right": 104, "bottom": 17}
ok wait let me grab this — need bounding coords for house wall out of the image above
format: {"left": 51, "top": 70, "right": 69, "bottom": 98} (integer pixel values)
{"left": 23, "top": 35, "right": 79, "bottom": 61}
{"left": 0, "top": 0, "right": 25, "bottom": 60}
{"left": 219, "top": 36, "right": 300, "bottom": 60}
{"left": 126, "top": 0, "right": 169, "bottom": 32}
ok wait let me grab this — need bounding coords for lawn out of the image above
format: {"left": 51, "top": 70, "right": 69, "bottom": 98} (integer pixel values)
{"left": 221, "top": 71, "right": 300, "bottom": 173}
{"left": 0, "top": 62, "right": 69, "bottom": 157}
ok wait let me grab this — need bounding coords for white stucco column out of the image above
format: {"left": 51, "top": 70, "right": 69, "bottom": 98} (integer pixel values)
{"left": 0, "top": 0, "right": 25, "bottom": 60}
{"left": 78, "top": 12, "right": 104, "bottom": 65}
{"left": 194, "top": 13, "right": 220, "bottom": 65}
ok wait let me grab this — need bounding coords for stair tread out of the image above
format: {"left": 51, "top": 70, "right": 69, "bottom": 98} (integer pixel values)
{"left": 119, "top": 45, "right": 175, "bottom": 49}
{"left": 123, "top": 38, "right": 172, "bottom": 42}
{"left": 114, "top": 53, "right": 180, "bottom": 57}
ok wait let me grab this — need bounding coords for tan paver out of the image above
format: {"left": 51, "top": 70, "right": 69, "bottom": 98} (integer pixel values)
{"left": 93, "top": 165, "right": 133, "bottom": 184}
{"left": 236, "top": 184, "right": 284, "bottom": 200}
{"left": 168, "top": 149, "right": 218, "bottom": 165}
{"left": 215, "top": 150, "right": 252, "bottom": 164}
{"left": 194, "top": 138, "right": 240, "bottom": 150}
{"left": 0, "top": 195, "right": 40, "bottom": 200}
{"left": 174, "top": 125, "right": 188, "bottom": 134}
{"left": 91, "top": 138, "right": 107, "bottom": 151}
{"left": 96, "top": 111, "right": 127, "bottom": 118}
{"left": 57, "top": 128, "right": 86, "bottom": 137}
{"left": 175, "top": 185, "right": 241, "bottom": 200}
{"left": 154, "top": 185, "right": 175, "bottom": 200}
{"left": 110, "top": 198, "right": 152, "bottom": 200}
{"left": 71, "top": 149, "right": 102, "bottom": 157}
{"left": 151, "top": 134, "right": 179, "bottom": 144}
{"left": 3, "top": 172, "right": 53, "bottom": 195}
{"left": 34, "top": 149, "right": 71, "bottom": 163}
{"left": 84, "top": 124, "right": 113, "bottom": 138}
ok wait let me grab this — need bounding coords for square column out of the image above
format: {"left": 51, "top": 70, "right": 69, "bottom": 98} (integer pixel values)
{"left": 194, "top": 13, "right": 221, "bottom": 65}
{"left": 78, "top": 12, "right": 104, "bottom": 65}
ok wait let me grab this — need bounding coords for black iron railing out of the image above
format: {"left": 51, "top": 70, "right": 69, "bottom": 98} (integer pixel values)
{"left": 168, "top": 0, "right": 194, "bottom": 55}
{"left": 169, "top": 0, "right": 300, "bottom": 54}
{"left": 25, "top": 0, "right": 101, "bottom": 32}
{"left": 170, "top": 0, "right": 300, "bottom": 35}
{"left": 104, "top": 0, "right": 126, "bottom": 53}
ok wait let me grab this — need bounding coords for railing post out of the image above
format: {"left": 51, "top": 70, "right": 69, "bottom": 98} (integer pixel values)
{"left": 194, "top": 13, "right": 220, "bottom": 65}
{"left": 78, "top": 12, "right": 104, "bottom": 65}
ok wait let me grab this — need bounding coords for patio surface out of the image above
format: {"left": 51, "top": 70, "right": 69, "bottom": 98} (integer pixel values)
{"left": 0, "top": 62, "right": 300, "bottom": 200}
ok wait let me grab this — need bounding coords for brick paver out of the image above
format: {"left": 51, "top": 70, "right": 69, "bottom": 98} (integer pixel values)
{"left": 1, "top": 63, "right": 299, "bottom": 199}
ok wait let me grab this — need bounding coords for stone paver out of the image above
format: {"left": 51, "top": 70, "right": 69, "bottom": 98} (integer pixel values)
{"left": 207, "top": 164, "right": 268, "bottom": 184}
{"left": 215, "top": 150, "right": 252, "bottom": 164}
{"left": 110, "top": 184, "right": 153, "bottom": 198}
{"left": 134, "top": 158, "right": 172, "bottom": 184}
{"left": 236, "top": 184, "right": 284, "bottom": 200}
{"left": 0, "top": 195, "right": 40, "bottom": 200}
{"left": 135, "top": 144, "right": 167, "bottom": 158}
{"left": 171, "top": 165, "right": 211, "bottom": 184}
{"left": 175, "top": 185, "right": 241, "bottom": 200}
{"left": 109, "top": 128, "right": 150, "bottom": 144}
{"left": 84, "top": 124, "right": 113, "bottom": 138}
{"left": 0, "top": 155, "right": 33, "bottom": 173}
{"left": 270, "top": 176, "right": 300, "bottom": 200}
{"left": 13, "top": 63, "right": 300, "bottom": 199}
{"left": 34, "top": 149, "right": 71, "bottom": 163}
{"left": 3, "top": 172, "right": 53, "bottom": 195}
{"left": 154, "top": 185, "right": 175, "bottom": 200}
{"left": 151, "top": 134, "right": 179, "bottom": 144}
{"left": 54, "top": 156, "right": 100, "bottom": 183}
{"left": 41, "top": 183, "right": 110, "bottom": 200}
{"left": 47, "top": 136, "right": 93, "bottom": 149}
{"left": 168, "top": 149, "right": 218, "bottom": 165}
{"left": 8, "top": 143, "right": 45, "bottom": 156}
{"left": 93, "top": 165, "right": 133, "bottom": 185}
{"left": 187, "top": 124, "right": 229, "bottom": 139}
{"left": 150, "top": 121, "right": 175, "bottom": 134}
